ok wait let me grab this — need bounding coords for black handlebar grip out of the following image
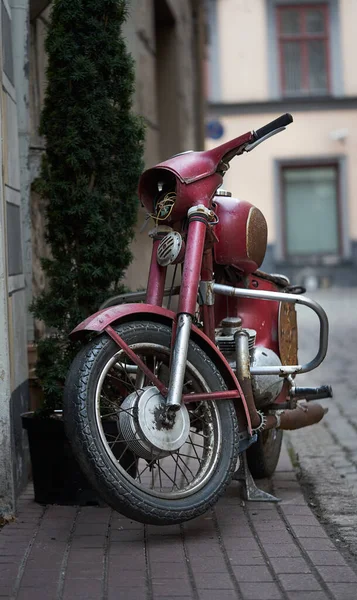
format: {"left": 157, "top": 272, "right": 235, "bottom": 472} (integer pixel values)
{"left": 254, "top": 113, "right": 293, "bottom": 141}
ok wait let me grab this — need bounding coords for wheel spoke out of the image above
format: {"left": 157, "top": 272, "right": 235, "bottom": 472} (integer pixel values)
{"left": 157, "top": 461, "right": 163, "bottom": 490}
{"left": 136, "top": 460, "right": 155, "bottom": 480}
{"left": 188, "top": 434, "right": 203, "bottom": 464}
{"left": 95, "top": 339, "right": 221, "bottom": 500}
{"left": 136, "top": 466, "right": 142, "bottom": 484}
{"left": 100, "top": 411, "right": 119, "bottom": 419}
{"left": 100, "top": 391, "right": 121, "bottom": 409}
{"left": 106, "top": 372, "right": 132, "bottom": 388}
{"left": 111, "top": 437, "right": 139, "bottom": 444}
{"left": 185, "top": 439, "right": 205, "bottom": 450}
{"left": 170, "top": 453, "right": 191, "bottom": 485}
{"left": 116, "top": 441, "right": 135, "bottom": 464}
{"left": 183, "top": 379, "right": 193, "bottom": 388}
{"left": 156, "top": 462, "right": 180, "bottom": 489}
{"left": 173, "top": 451, "right": 202, "bottom": 463}
{"left": 176, "top": 452, "right": 195, "bottom": 480}
{"left": 190, "top": 410, "right": 211, "bottom": 429}
{"left": 100, "top": 396, "right": 136, "bottom": 419}
{"left": 104, "top": 432, "right": 119, "bottom": 440}
{"left": 125, "top": 457, "right": 138, "bottom": 474}
{"left": 171, "top": 449, "right": 180, "bottom": 491}
{"left": 119, "top": 358, "right": 137, "bottom": 393}
{"left": 189, "top": 429, "right": 210, "bottom": 440}
{"left": 116, "top": 405, "right": 137, "bottom": 418}
{"left": 108, "top": 434, "right": 121, "bottom": 447}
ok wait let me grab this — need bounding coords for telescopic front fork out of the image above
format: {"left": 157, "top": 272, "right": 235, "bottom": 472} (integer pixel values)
{"left": 166, "top": 205, "right": 212, "bottom": 410}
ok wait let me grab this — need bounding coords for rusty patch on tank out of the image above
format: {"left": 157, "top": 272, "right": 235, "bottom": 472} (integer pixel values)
{"left": 246, "top": 207, "right": 268, "bottom": 268}
{"left": 279, "top": 302, "right": 298, "bottom": 365}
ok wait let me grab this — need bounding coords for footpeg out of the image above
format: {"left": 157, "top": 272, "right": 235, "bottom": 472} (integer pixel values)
{"left": 291, "top": 385, "right": 333, "bottom": 401}
{"left": 233, "top": 451, "right": 280, "bottom": 502}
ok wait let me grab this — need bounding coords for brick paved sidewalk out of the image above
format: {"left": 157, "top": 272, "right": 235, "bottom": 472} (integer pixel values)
{"left": 1, "top": 444, "right": 357, "bottom": 600}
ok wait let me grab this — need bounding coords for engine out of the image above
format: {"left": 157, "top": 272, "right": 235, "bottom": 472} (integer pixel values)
{"left": 215, "top": 318, "right": 283, "bottom": 409}
{"left": 250, "top": 346, "right": 284, "bottom": 407}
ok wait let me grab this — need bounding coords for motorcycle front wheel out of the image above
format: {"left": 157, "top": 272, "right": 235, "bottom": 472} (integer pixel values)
{"left": 64, "top": 320, "right": 239, "bottom": 525}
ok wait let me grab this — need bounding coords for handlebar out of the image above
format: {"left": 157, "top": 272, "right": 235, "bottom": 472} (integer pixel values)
{"left": 219, "top": 113, "right": 294, "bottom": 164}
{"left": 254, "top": 113, "right": 293, "bottom": 141}
{"left": 244, "top": 113, "right": 293, "bottom": 153}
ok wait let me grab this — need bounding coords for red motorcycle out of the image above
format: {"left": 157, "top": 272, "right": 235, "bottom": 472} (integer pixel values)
{"left": 64, "top": 113, "right": 332, "bottom": 525}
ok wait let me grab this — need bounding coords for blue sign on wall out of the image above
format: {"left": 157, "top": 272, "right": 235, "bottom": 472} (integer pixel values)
{"left": 206, "top": 120, "right": 224, "bottom": 140}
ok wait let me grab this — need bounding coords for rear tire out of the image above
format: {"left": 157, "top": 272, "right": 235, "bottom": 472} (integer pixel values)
{"left": 246, "top": 428, "right": 283, "bottom": 479}
{"left": 64, "top": 320, "right": 239, "bottom": 525}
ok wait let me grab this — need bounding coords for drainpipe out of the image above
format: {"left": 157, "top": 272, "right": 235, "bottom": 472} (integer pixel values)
{"left": 192, "top": 0, "right": 206, "bottom": 150}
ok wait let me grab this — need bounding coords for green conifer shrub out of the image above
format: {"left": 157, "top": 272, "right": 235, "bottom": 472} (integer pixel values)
{"left": 31, "top": 0, "right": 145, "bottom": 413}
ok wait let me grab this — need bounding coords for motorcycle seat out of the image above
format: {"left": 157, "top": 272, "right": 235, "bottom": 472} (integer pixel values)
{"left": 141, "top": 131, "right": 253, "bottom": 187}
{"left": 254, "top": 270, "right": 291, "bottom": 288}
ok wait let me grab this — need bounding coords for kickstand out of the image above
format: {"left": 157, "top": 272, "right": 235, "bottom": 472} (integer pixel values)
{"left": 233, "top": 451, "right": 280, "bottom": 502}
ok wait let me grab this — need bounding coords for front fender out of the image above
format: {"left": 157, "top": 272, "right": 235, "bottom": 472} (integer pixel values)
{"left": 70, "top": 303, "right": 251, "bottom": 431}
{"left": 70, "top": 303, "right": 176, "bottom": 339}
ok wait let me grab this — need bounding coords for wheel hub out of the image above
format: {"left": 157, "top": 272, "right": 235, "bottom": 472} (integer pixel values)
{"left": 118, "top": 386, "right": 190, "bottom": 460}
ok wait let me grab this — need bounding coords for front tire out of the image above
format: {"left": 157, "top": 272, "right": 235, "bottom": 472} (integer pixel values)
{"left": 64, "top": 320, "right": 239, "bottom": 525}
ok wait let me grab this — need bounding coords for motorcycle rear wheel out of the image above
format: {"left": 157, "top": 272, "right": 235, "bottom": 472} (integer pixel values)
{"left": 246, "top": 428, "right": 283, "bottom": 479}
{"left": 64, "top": 320, "right": 239, "bottom": 525}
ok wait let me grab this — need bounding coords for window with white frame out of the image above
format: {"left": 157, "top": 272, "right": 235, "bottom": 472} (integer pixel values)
{"left": 281, "top": 164, "right": 340, "bottom": 257}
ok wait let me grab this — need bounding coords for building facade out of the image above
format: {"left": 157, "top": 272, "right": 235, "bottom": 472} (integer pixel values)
{"left": 29, "top": 0, "right": 205, "bottom": 334}
{"left": 206, "top": 0, "right": 357, "bottom": 288}
{"left": 0, "top": 0, "right": 205, "bottom": 516}
{"left": 122, "top": 0, "right": 205, "bottom": 291}
{"left": 0, "top": 0, "right": 36, "bottom": 517}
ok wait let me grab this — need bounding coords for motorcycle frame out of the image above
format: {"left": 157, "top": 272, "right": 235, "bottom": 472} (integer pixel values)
{"left": 104, "top": 208, "right": 249, "bottom": 408}
{"left": 145, "top": 198, "right": 330, "bottom": 400}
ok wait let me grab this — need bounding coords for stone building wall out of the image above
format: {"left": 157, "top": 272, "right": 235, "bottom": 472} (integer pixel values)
{"left": 123, "top": 0, "right": 205, "bottom": 291}
{"left": 0, "top": 0, "right": 31, "bottom": 516}
{"left": 29, "top": 0, "right": 205, "bottom": 336}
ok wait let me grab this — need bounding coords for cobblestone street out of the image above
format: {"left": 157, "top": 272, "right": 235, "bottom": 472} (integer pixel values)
{"left": 2, "top": 444, "right": 357, "bottom": 600}
{"left": 289, "top": 288, "right": 357, "bottom": 555}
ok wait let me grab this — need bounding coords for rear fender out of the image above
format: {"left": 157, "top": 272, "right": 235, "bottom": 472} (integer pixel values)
{"left": 70, "top": 303, "right": 251, "bottom": 431}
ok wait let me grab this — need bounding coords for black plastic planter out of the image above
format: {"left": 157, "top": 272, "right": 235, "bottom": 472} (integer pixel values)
{"left": 22, "top": 412, "right": 105, "bottom": 506}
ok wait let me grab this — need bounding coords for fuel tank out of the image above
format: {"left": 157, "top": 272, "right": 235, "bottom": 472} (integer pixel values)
{"left": 213, "top": 191, "right": 268, "bottom": 274}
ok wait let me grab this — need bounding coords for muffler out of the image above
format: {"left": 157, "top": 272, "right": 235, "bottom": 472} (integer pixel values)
{"left": 265, "top": 402, "right": 328, "bottom": 431}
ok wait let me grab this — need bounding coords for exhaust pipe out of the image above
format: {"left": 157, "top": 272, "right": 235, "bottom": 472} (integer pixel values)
{"left": 234, "top": 330, "right": 328, "bottom": 434}
{"left": 265, "top": 402, "right": 328, "bottom": 431}
{"left": 235, "top": 330, "right": 262, "bottom": 430}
